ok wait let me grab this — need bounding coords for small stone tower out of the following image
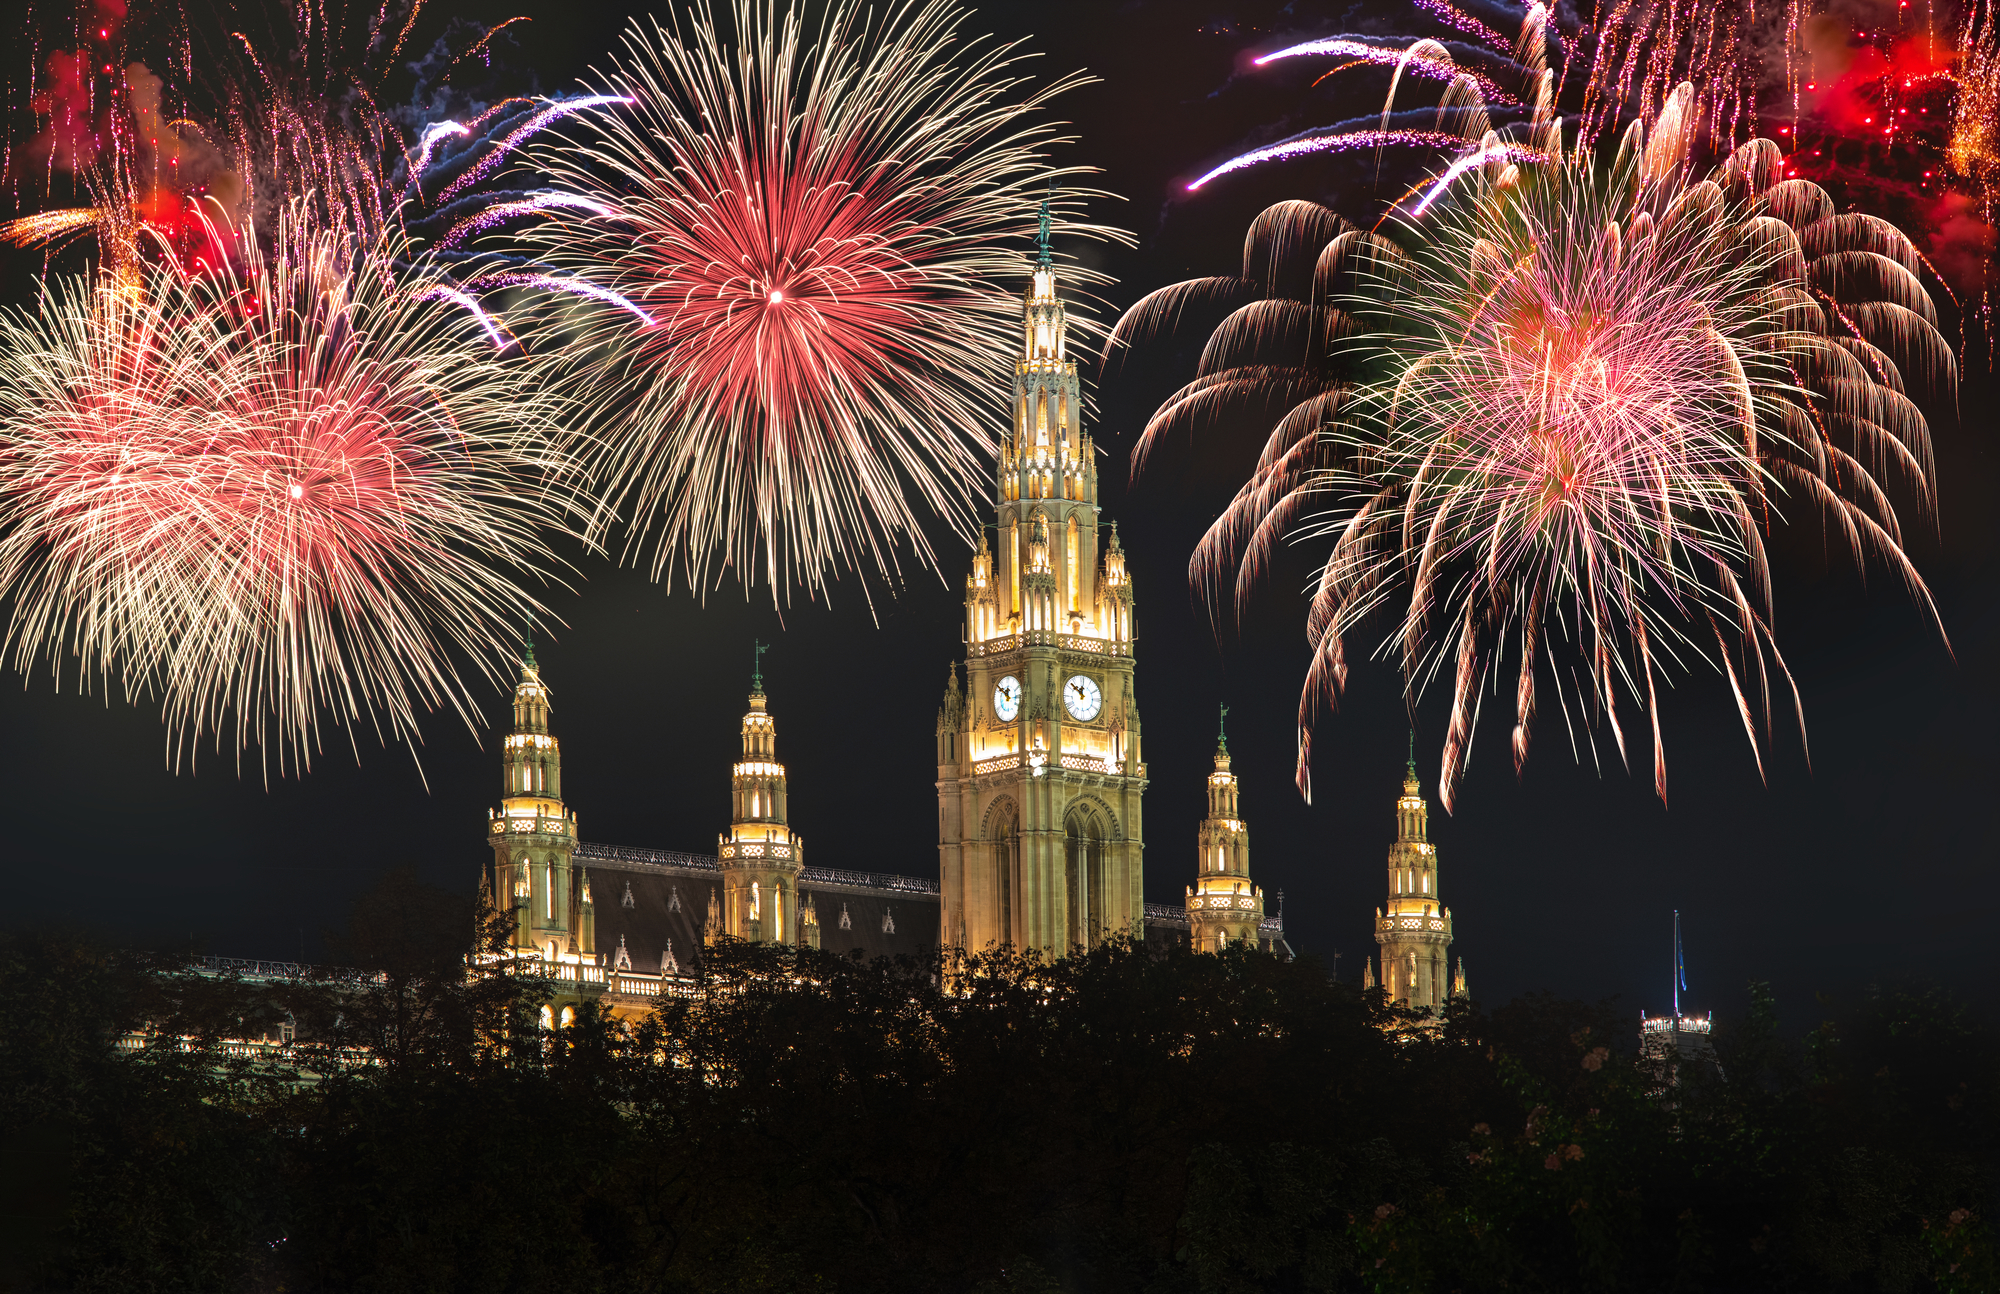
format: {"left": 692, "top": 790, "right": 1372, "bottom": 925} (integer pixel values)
{"left": 487, "top": 638, "right": 592, "bottom": 962}
{"left": 1186, "top": 704, "right": 1264, "bottom": 951}
{"left": 1371, "top": 737, "right": 1453, "bottom": 1010}
{"left": 716, "top": 643, "right": 805, "bottom": 945}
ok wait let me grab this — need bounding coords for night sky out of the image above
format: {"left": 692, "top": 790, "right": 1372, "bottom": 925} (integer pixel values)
{"left": 2, "top": 0, "right": 1993, "bottom": 1030}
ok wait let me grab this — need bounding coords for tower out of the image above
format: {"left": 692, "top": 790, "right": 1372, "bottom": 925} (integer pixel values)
{"left": 1187, "top": 705, "right": 1264, "bottom": 950}
{"left": 936, "top": 201, "right": 1145, "bottom": 955}
{"left": 716, "top": 644, "right": 807, "bottom": 946}
{"left": 1372, "top": 738, "right": 1453, "bottom": 1010}
{"left": 487, "top": 638, "right": 593, "bottom": 963}
{"left": 1641, "top": 911, "right": 1719, "bottom": 1084}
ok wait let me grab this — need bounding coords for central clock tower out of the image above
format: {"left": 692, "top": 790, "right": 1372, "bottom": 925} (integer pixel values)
{"left": 935, "top": 208, "right": 1145, "bottom": 955}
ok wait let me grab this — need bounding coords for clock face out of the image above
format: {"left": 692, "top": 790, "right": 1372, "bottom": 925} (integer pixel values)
{"left": 1063, "top": 674, "right": 1103, "bottom": 721}
{"left": 993, "top": 676, "right": 1022, "bottom": 722}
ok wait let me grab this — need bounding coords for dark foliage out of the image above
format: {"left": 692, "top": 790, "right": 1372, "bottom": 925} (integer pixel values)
{"left": 1, "top": 875, "right": 1994, "bottom": 1293}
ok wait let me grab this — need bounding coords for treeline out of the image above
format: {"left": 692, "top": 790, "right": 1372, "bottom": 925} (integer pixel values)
{"left": 1, "top": 870, "right": 1994, "bottom": 1294}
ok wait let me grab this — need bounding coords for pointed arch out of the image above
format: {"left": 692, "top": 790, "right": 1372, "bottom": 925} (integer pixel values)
{"left": 1063, "top": 801, "right": 1108, "bottom": 950}
{"left": 983, "top": 795, "right": 1021, "bottom": 948}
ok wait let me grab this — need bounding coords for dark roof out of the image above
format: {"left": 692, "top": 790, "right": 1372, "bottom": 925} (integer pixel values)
{"left": 576, "top": 843, "right": 1290, "bottom": 969}
{"left": 576, "top": 841, "right": 940, "bottom": 972}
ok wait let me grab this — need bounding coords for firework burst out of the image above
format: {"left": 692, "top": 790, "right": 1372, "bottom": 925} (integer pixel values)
{"left": 1119, "top": 78, "right": 1955, "bottom": 809}
{"left": 522, "top": 0, "right": 1124, "bottom": 599}
{"left": 0, "top": 210, "right": 571, "bottom": 771}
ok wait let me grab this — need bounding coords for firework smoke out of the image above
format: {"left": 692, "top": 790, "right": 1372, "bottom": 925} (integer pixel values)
{"left": 523, "top": 0, "right": 1124, "bottom": 600}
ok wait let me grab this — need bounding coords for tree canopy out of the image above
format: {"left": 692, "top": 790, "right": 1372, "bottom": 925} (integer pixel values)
{"left": 1, "top": 870, "right": 1993, "bottom": 1292}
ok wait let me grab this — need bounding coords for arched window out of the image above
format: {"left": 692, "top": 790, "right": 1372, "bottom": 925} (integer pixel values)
{"left": 538, "top": 1005, "right": 554, "bottom": 1031}
{"left": 993, "top": 806, "right": 1019, "bottom": 947}
{"left": 1064, "top": 808, "right": 1105, "bottom": 950}
{"left": 559, "top": 1005, "right": 576, "bottom": 1028}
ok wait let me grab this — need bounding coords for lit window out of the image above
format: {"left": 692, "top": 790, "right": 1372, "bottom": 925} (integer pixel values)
{"left": 559, "top": 1006, "right": 575, "bottom": 1028}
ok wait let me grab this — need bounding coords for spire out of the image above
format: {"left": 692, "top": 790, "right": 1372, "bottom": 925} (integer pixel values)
{"left": 1217, "top": 702, "right": 1230, "bottom": 751}
{"left": 1034, "top": 182, "right": 1053, "bottom": 267}
{"left": 751, "top": 638, "right": 768, "bottom": 696}
{"left": 1404, "top": 729, "right": 1419, "bottom": 794}
{"left": 522, "top": 627, "right": 537, "bottom": 672}
{"left": 1673, "top": 910, "right": 1687, "bottom": 1018}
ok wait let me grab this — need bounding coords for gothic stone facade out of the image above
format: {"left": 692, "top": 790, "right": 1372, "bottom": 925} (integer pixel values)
{"left": 478, "top": 244, "right": 1308, "bottom": 1022}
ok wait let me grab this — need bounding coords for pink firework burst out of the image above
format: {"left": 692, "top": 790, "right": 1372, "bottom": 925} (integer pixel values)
{"left": 525, "top": 0, "right": 1124, "bottom": 599}
{"left": 1117, "top": 83, "right": 1954, "bottom": 810}
{"left": 0, "top": 209, "right": 571, "bottom": 771}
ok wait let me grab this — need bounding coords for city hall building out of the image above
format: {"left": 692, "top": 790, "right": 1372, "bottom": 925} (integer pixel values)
{"left": 484, "top": 228, "right": 1466, "bottom": 1020}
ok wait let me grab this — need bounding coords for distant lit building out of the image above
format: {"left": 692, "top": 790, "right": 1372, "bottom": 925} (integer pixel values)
{"left": 1640, "top": 911, "right": 1721, "bottom": 1085}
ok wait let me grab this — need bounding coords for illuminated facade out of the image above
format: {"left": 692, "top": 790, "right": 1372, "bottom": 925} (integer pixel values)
{"left": 1185, "top": 708, "right": 1267, "bottom": 951}
{"left": 1367, "top": 747, "right": 1461, "bottom": 1011}
{"left": 713, "top": 657, "right": 816, "bottom": 948}
{"left": 935, "top": 212, "right": 1146, "bottom": 955}
{"left": 486, "top": 641, "right": 595, "bottom": 967}
{"left": 462, "top": 216, "right": 1292, "bottom": 1027}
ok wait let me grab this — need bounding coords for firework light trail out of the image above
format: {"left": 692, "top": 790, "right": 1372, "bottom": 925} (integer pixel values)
{"left": 1189, "top": 130, "right": 1475, "bottom": 191}
{"left": 432, "top": 95, "right": 635, "bottom": 205}
{"left": 434, "top": 193, "right": 622, "bottom": 251}
{"left": 1120, "top": 18, "right": 1957, "bottom": 808}
{"left": 1253, "top": 36, "right": 1515, "bottom": 103}
{"left": 0, "top": 211, "right": 572, "bottom": 772}
{"left": 524, "top": 0, "right": 1127, "bottom": 601}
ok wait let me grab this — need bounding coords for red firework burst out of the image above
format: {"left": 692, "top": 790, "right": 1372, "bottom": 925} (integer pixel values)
{"left": 525, "top": 0, "right": 1124, "bottom": 598}
{"left": 0, "top": 210, "right": 570, "bottom": 771}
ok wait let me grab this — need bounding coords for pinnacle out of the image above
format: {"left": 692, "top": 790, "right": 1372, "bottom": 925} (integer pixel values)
{"left": 1034, "top": 180, "right": 1054, "bottom": 267}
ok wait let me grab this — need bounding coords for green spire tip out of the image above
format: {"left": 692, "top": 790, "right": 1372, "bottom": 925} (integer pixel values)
{"left": 1034, "top": 181, "right": 1054, "bottom": 267}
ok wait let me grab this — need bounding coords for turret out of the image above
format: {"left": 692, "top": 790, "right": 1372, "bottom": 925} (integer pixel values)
{"left": 716, "top": 642, "right": 804, "bottom": 945}
{"left": 936, "top": 663, "right": 964, "bottom": 767}
{"left": 1373, "top": 734, "right": 1453, "bottom": 1011}
{"left": 1101, "top": 523, "right": 1134, "bottom": 647}
{"left": 486, "top": 636, "right": 589, "bottom": 964}
{"left": 797, "top": 890, "right": 821, "bottom": 950}
{"left": 1187, "top": 704, "right": 1265, "bottom": 952}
